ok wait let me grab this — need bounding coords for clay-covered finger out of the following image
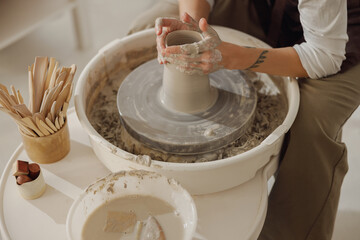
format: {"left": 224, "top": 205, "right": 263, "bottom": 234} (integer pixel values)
{"left": 177, "top": 50, "right": 222, "bottom": 63}
{"left": 164, "top": 52, "right": 203, "bottom": 64}
{"left": 164, "top": 38, "right": 218, "bottom": 56}
{"left": 181, "top": 12, "right": 200, "bottom": 31}
{"left": 199, "top": 18, "right": 219, "bottom": 39}
{"left": 180, "top": 41, "right": 211, "bottom": 55}
{"left": 157, "top": 56, "right": 163, "bottom": 64}
{"left": 165, "top": 54, "right": 198, "bottom": 64}
{"left": 176, "top": 64, "right": 205, "bottom": 75}
{"left": 156, "top": 31, "right": 167, "bottom": 51}
{"left": 164, "top": 45, "right": 183, "bottom": 55}
{"left": 195, "top": 37, "right": 221, "bottom": 53}
{"left": 164, "top": 49, "right": 222, "bottom": 67}
{"left": 165, "top": 42, "right": 204, "bottom": 55}
{"left": 155, "top": 17, "right": 180, "bottom": 35}
{"left": 155, "top": 17, "right": 196, "bottom": 35}
{"left": 198, "top": 18, "right": 221, "bottom": 50}
{"left": 188, "top": 62, "right": 219, "bottom": 75}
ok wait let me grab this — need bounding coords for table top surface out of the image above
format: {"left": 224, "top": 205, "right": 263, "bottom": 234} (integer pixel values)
{"left": 0, "top": 109, "right": 271, "bottom": 240}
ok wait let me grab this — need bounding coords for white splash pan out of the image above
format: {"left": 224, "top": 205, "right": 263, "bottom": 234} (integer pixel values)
{"left": 75, "top": 26, "right": 299, "bottom": 195}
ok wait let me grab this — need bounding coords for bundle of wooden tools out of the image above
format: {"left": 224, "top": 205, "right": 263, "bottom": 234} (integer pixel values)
{"left": 0, "top": 56, "right": 76, "bottom": 137}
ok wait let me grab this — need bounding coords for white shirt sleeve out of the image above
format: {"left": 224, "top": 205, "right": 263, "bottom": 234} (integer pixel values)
{"left": 293, "top": 0, "right": 348, "bottom": 79}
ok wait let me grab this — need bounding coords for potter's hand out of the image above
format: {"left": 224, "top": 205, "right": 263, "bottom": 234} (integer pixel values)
{"left": 156, "top": 13, "right": 200, "bottom": 64}
{"left": 161, "top": 17, "right": 223, "bottom": 75}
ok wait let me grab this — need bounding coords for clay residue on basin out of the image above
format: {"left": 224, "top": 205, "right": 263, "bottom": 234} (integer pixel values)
{"left": 82, "top": 195, "right": 183, "bottom": 240}
{"left": 87, "top": 46, "right": 287, "bottom": 163}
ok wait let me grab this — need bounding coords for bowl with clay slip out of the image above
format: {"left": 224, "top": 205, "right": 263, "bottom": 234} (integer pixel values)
{"left": 66, "top": 170, "right": 197, "bottom": 240}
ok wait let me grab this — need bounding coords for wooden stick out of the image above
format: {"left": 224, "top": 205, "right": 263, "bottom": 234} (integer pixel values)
{"left": 47, "top": 112, "right": 53, "bottom": 122}
{"left": 21, "top": 117, "right": 44, "bottom": 137}
{"left": 45, "top": 57, "right": 56, "bottom": 91}
{"left": 59, "top": 111, "right": 65, "bottom": 127}
{"left": 10, "top": 95, "right": 18, "bottom": 105}
{"left": 33, "top": 112, "right": 45, "bottom": 122}
{"left": 0, "top": 92, "right": 17, "bottom": 115}
{"left": 0, "top": 89, "right": 17, "bottom": 106}
{"left": 70, "top": 64, "right": 77, "bottom": 75}
{"left": 66, "top": 84, "right": 73, "bottom": 103}
{"left": 10, "top": 85, "right": 19, "bottom": 104}
{"left": 36, "top": 117, "right": 50, "bottom": 136}
{"left": 0, "top": 91, "right": 10, "bottom": 106}
{"left": 18, "top": 124, "right": 37, "bottom": 137}
{"left": 66, "top": 64, "right": 77, "bottom": 87}
{"left": 41, "top": 81, "right": 63, "bottom": 117}
{"left": 17, "top": 90, "right": 24, "bottom": 104}
{"left": 28, "top": 66, "right": 35, "bottom": 113}
{"left": 0, "top": 84, "right": 9, "bottom": 95}
{"left": 13, "top": 104, "right": 32, "bottom": 118}
{"left": 55, "top": 83, "right": 71, "bottom": 115}
{"left": 55, "top": 117, "right": 61, "bottom": 130}
{"left": 48, "top": 61, "right": 59, "bottom": 89}
{"left": 45, "top": 117, "right": 57, "bottom": 132}
{"left": 0, "top": 106, "right": 19, "bottom": 118}
{"left": 60, "top": 66, "right": 70, "bottom": 78}
{"left": 55, "top": 71, "right": 67, "bottom": 87}
{"left": 39, "top": 119, "right": 55, "bottom": 134}
{"left": 39, "top": 88, "right": 50, "bottom": 114}
{"left": 62, "top": 102, "right": 69, "bottom": 115}
{"left": 50, "top": 101, "right": 57, "bottom": 122}
{"left": 32, "top": 56, "right": 49, "bottom": 113}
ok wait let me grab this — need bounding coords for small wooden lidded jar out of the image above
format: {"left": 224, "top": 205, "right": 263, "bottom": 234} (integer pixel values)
{"left": 20, "top": 120, "right": 70, "bottom": 164}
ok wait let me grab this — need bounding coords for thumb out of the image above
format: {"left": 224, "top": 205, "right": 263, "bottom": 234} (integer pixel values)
{"left": 199, "top": 18, "right": 208, "bottom": 32}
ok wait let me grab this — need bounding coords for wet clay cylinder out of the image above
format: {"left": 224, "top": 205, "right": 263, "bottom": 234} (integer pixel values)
{"left": 161, "top": 30, "right": 218, "bottom": 113}
{"left": 20, "top": 120, "right": 70, "bottom": 164}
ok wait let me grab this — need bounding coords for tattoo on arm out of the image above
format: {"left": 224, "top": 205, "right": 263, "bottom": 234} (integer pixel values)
{"left": 245, "top": 50, "right": 269, "bottom": 70}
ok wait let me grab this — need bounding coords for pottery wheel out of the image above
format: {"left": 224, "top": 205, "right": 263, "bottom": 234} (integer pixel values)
{"left": 117, "top": 59, "right": 257, "bottom": 154}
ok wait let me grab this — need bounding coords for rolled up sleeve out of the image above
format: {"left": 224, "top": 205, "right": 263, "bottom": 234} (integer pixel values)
{"left": 293, "top": 0, "right": 348, "bottom": 79}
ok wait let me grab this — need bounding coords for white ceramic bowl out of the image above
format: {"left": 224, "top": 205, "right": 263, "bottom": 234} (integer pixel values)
{"left": 66, "top": 170, "right": 197, "bottom": 240}
{"left": 74, "top": 26, "right": 300, "bottom": 195}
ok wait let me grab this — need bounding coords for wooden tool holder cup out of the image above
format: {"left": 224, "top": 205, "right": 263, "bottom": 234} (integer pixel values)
{"left": 19, "top": 120, "right": 70, "bottom": 164}
{"left": 0, "top": 56, "right": 76, "bottom": 164}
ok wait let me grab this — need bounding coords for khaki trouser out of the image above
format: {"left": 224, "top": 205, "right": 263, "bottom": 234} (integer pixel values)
{"left": 259, "top": 65, "right": 360, "bottom": 240}
{"left": 128, "top": 1, "right": 360, "bottom": 239}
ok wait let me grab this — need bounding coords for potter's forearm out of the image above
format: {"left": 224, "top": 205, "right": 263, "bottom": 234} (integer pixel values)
{"left": 178, "top": 0, "right": 211, "bottom": 21}
{"left": 218, "top": 42, "right": 308, "bottom": 78}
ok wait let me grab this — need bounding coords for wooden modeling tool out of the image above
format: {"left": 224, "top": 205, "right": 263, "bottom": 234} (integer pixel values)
{"left": 0, "top": 56, "right": 76, "bottom": 137}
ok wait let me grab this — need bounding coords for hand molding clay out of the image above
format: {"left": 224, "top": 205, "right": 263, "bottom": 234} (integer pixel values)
{"left": 117, "top": 30, "right": 257, "bottom": 155}
{"left": 162, "top": 30, "right": 218, "bottom": 114}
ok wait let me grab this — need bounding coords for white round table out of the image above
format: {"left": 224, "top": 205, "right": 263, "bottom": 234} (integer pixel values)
{"left": 0, "top": 108, "right": 277, "bottom": 240}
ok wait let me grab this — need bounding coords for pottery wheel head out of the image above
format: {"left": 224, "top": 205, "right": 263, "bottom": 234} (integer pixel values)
{"left": 117, "top": 59, "right": 257, "bottom": 155}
